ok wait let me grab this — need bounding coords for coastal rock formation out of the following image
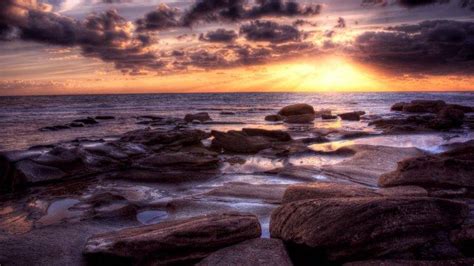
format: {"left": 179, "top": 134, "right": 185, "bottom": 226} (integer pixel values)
{"left": 391, "top": 100, "right": 473, "bottom": 114}
{"left": 338, "top": 111, "right": 366, "bottom": 121}
{"left": 264, "top": 114, "right": 284, "bottom": 122}
{"left": 211, "top": 129, "right": 292, "bottom": 153}
{"left": 197, "top": 238, "right": 292, "bottom": 266}
{"left": 0, "top": 129, "right": 214, "bottom": 191}
{"left": 379, "top": 145, "right": 474, "bottom": 197}
{"left": 184, "top": 112, "right": 212, "bottom": 123}
{"left": 83, "top": 212, "right": 261, "bottom": 265}
{"left": 278, "top": 104, "right": 315, "bottom": 116}
{"left": 345, "top": 259, "right": 474, "bottom": 266}
{"left": 270, "top": 197, "right": 469, "bottom": 263}
{"left": 282, "top": 183, "right": 427, "bottom": 203}
{"left": 284, "top": 114, "right": 315, "bottom": 124}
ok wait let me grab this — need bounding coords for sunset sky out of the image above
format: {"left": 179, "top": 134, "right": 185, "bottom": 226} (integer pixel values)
{"left": 0, "top": 0, "right": 473, "bottom": 95}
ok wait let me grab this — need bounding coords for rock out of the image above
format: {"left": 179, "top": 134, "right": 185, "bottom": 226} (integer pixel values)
{"left": 338, "top": 111, "right": 365, "bottom": 121}
{"left": 390, "top": 100, "right": 473, "bottom": 114}
{"left": 265, "top": 114, "right": 284, "bottom": 122}
{"left": 379, "top": 145, "right": 474, "bottom": 197}
{"left": 390, "top": 102, "right": 407, "bottom": 111}
{"left": 450, "top": 223, "right": 474, "bottom": 256}
{"left": 73, "top": 117, "right": 98, "bottom": 125}
{"left": 184, "top": 112, "right": 211, "bottom": 123}
{"left": 242, "top": 128, "right": 292, "bottom": 142}
{"left": 120, "top": 129, "right": 210, "bottom": 148}
{"left": 278, "top": 104, "right": 315, "bottom": 116}
{"left": 282, "top": 183, "right": 427, "bottom": 203}
{"left": 68, "top": 122, "right": 84, "bottom": 127}
{"left": 220, "top": 111, "right": 235, "bottom": 115}
{"left": 321, "top": 114, "right": 337, "bottom": 120}
{"left": 344, "top": 258, "right": 474, "bottom": 266}
{"left": 39, "top": 125, "right": 70, "bottom": 131}
{"left": 283, "top": 114, "right": 315, "bottom": 124}
{"left": 270, "top": 197, "right": 468, "bottom": 263}
{"left": 83, "top": 212, "right": 261, "bottom": 265}
{"left": 206, "top": 182, "right": 288, "bottom": 204}
{"left": 95, "top": 116, "right": 115, "bottom": 120}
{"left": 197, "top": 238, "right": 292, "bottom": 266}
{"left": 9, "top": 160, "right": 67, "bottom": 185}
{"left": 429, "top": 106, "right": 465, "bottom": 130}
{"left": 211, "top": 129, "right": 291, "bottom": 154}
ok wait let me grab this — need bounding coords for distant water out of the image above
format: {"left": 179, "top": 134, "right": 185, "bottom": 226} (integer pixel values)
{"left": 1, "top": 92, "right": 473, "bottom": 151}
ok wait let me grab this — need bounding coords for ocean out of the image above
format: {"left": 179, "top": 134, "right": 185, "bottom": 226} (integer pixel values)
{"left": 1, "top": 92, "right": 474, "bottom": 151}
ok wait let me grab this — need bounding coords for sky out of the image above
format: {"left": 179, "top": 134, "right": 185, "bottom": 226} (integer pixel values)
{"left": 0, "top": 0, "right": 473, "bottom": 95}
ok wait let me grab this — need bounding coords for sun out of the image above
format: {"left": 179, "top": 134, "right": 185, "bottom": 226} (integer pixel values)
{"left": 263, "top": 57, "right": 381, "bottom": 92}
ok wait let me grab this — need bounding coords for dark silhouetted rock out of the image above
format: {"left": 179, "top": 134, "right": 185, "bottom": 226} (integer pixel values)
{"left": 68, "top": 122, "right": 84, "bottom": 127}
{"left": 39, "top": 125, "right": 70, "bottom": 131}
{"left": 284, "top": 114, "right": 315, "bottom": 124}
{"left": 322, "top": 114, "right": 337, "bottom": 120}
{"left": 338, "top": 111, "right": 365, "bottom": 121}
{"left": 391, "top": 100, "right": 473, "bottom": 114}
{"left": 278, "top": 104, "right": 315, "bottom": 116}
{"left": 83, "top": 212, "right": 261, "bottom": 265}
{"left": 73, "top": 117, "right": 98, "bottom": 125}
{"left": 345, "top": 258, "right": 474, "bottom": 266}
{"left": 197, "top": 238, "right": 292, "bottom": 266}
{"left": 265, "top": 114, "right": 284, "bottom": 122}
{"left": 379, "top": 145, "right": 474, "bottom": 197}
{"left": 270, "top": 197, "right": 468, "bottom": 263}
{"left": 95, "top": 116, "right": 115, "bottom": 120}
{"left": 242, "top": 128, "right": 291, "bottom": 141}
{"left": 184, "top": 112, "right": 211, "bottom": 123}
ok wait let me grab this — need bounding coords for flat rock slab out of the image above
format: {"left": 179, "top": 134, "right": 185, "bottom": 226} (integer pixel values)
{"left": 270, "top": 197, "right": 468, "bottom": 263}
{"left": 322, "top": 144, "right": 424, "bottom": 187}
{"left": 282, "top": 183, "right": 427, "bottom": 203}
{"left": 197, "top": 238, "right": 292, "bottom": 266}
{"left": 205, "top": 182, "right": 288, "bottom": 204}
{"left": 83, "top": 212, "right": 261, "bottom": 265}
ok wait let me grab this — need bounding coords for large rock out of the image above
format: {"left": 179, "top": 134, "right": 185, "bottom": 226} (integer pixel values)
{"left": 184, "top": 112, "right": 211, "bottom": 123}
{"left": 197, "top": 238, "right": 292, "bottom": 266}
{"left": 211, "top": 129, "right": 291, "bottom": 153}
{"left": 338, "top": 111, "right": 365, "bottom": 121}
{"left": 391, "top": 100, "right": 473, "bottom": 114}
{"left": 282, "top": 183, "right": 427, "bottom": 203}
{"left": 283, "top": 114, "right": 315, "bottom": 124}
{"left": 278, "top": 104, "right": 315, "bottom": 116}
{"left": 265, "top": 114, "right": 283, "bottom": 122}
{"left": 270, "top": 197, "right": 468, "bottom": 263}
{"left": 83, "top": 212, "right": 261, "bottom": 265}
{"left": 379, "top": 146, "right": 474, "bottom": 197}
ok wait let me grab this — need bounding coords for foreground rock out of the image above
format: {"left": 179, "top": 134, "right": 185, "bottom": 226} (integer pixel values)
{"left": 345, "top": 258, "right": 474, "bottom": 266}
{"left": 278, "top": 104, "right": 315, "bottom": 116}
{"left": 379, "top": 145, "right": 474, "bottom": 197}
{"left": 197, "top": 238, "right": 292, "bottom": 266}
{"left": 83, "top": 212, "right": 261, "bottom": 265}
{"left": 282, "top": 183, "right": 427, "bottom": 203}
{"left": 268, "top": 104, "right": 316, "bottom": 124}
{"left": 211, "top": 128, "right": 291, "bottom": 153}
{"left": 270, "top": 197, "right": 468, "bottom": 263}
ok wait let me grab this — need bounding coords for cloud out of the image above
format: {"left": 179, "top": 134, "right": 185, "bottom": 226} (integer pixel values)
{"left": 199, "top": 28, "right": 238, "bottom": 42}
{"left": 181, "top": 0, "right": 322, "bottom": 26}
{"left": 353, "top": 20, "right": 474, "bottom": 75}
{"left": 240, "top": 20, "right": 302, "bottom": 43}
{"left": 335, "top": 17, "right": 346, "bottom": 28}
{"left": 135, "top": 4, "right": 179, "bottom": 31}
{"left": 361, "top": 0, "right": 473, "bottom": 9}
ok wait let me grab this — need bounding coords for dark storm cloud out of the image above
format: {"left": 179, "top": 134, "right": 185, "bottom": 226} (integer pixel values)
{"left": 135, "top": 4, "right": 179, "bottom": 31}
{"left": 335, "top": 17, "right": 346, "bottom": 28}
{"left": 199, "top": 28, "right": 238, "bottom": 42}
{"left": 181, "top": 0, "right": 322, "bottom": 26}
{"left": 353, "top": 20, "right": 474, "bottom": 75}
{"left": 240, "top": 20, "right": 302, "bottom": 43}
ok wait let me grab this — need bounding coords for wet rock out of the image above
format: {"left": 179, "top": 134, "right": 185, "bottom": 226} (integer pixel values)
{"left": 338, "top": 111, "right": 365, "bottom": 121}
{"left": 379, "top": 145, "right": 474, "bottom": 197}
{"left": 282, "top": 183, "right": 427, "bottom": 203}
{"left": 184, "top": 112, "right": 211, "bottom": 123}
{"left": 265, "top": 114, "right": 284, "bottom": 122}
{"left": 270, "top": 197, "right": 468, "bottom": 263}
{"left": 95, "top": 116, "right": 115, "bottom": 120}
{"left": 391, "top": 100, "right": 473, "bottom": 114}
{"left": 73, "top": 117, "right": 98, "bottom": 125}
{"left": 322, "top": 114, "right": 337, "bottom": 120}
{"left": 120, "top": 129, "right": 210, "bottom": 148}
{"left": 39, "top": 125, "right": 70, "bottom": 131}
{"left": 82, "top": 193, "right": 137, "bottom": 219}
{"left": 68, "top": 122, "right": 84, "bottom": 128}
{"left": 220, "top": 111, "right": 235, "bottom": 115}
{"left": 283, "top": 114, "right": 315, "bottom": 124}
{"left": 242, "top": 128, "right": 292, "bottom": 142}
{"left": 197, "top": 238, "right": 292, "bottom": 266}
{"left": 206, "top": 182, "right": 288, "bottom": 204}
{"left": 83, "top": 212, "right": 261, "bottom": 265}
{"left": 345, "top": 258, "right": 474, "bottom": 266}
{"left": 211, "top": 129, "right": 291, "bottom": 154}
{"left": 278, "top": 104, "right": 315, "bottom": 116}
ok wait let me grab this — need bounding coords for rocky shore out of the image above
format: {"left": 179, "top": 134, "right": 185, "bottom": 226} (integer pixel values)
{"left": 1, "top": 100, "right": 474, "bottom": 266}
